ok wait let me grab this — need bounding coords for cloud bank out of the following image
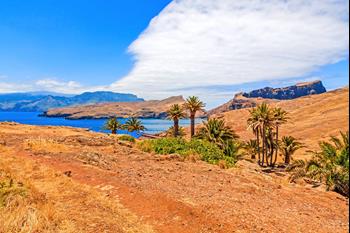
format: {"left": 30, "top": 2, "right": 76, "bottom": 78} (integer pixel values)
{"left": 0, "top": 78, "right": 106, "bottom": 94}
{"left": 110, "top": 0, "right": 349, "bottom": 105}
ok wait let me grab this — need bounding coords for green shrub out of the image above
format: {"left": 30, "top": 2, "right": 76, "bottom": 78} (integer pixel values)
{"left": 288, "top": 131, "right": 349, "bottom": 197}
{"left": 118, "top": 135, "right": 136, "bottom": 143}
{"left": 138, "top": 137, "right": 240, "bottom": 167}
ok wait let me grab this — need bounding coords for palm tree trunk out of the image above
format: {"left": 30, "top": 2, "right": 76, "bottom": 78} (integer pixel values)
{"left": 190, "top": 113, "right": 195, "bottom": 138}
{"left": 256, "top": 127, "right": 260, "bottom": 163}
{"left": 174, "top": 118, "right": 179, "bottom": 137}
{"left": 261, "top": 125, "right": 265, "bottom": 167}
{"left": 273, "top": 126, "right": 279, "bottom": 165}
{"left": 269, "top": 134, "right": 274, "bottom": 166}
{"left": 112, "top": 129, "right": 116, "bottom": 134}
{"left": 285, "top": 152, "right": 290, "bottom": 164}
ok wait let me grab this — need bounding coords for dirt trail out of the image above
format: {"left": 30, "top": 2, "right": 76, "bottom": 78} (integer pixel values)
{"left": 0, "top": 123, "right": 349, "bottom": 233}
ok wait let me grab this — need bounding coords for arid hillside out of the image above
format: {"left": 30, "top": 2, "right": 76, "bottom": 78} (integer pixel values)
{"left": 212, "top": 87, "right": 349, "bottom": 159}
{"left": 43, "top": 96, "right": 206, "bottom": 119}
{"left": 0, "top": 122, "right": 348, "bottom": 232}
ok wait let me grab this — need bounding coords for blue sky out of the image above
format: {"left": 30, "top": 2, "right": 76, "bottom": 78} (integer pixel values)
{"left": 0, "top": 0, "right": 348, "bottom": 108}
{"left": 0, "top": 0, "right": 171, "bottom": 86}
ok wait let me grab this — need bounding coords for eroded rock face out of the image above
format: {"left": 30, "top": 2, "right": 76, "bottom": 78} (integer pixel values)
{"left": 242, "top": 80, "right": 326, "bottom": 100}
{"left": 208, "top": 80, "right": 327, "bottom": 116}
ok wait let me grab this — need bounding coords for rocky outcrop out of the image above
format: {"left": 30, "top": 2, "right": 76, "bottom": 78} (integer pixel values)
{"left": 42, "top": 96, "right": 207, "bottom": 120}
{"left": 208, "top": 80, "right": 327, "bottom": 115}
{"left": 242, "top": 80, "right": 326, "bottom": 100}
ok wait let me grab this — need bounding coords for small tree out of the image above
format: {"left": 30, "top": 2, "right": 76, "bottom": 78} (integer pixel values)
{"left": 104, "top": 117, "right": 122, "bottom": 134}
{"left": 167, "top": 104, "right": 186, "bottom": 137}
{"left": 197, "top": 118, "right": 239, "bottom": 149}
{"left": 123, "top": 117, "right": 146, "bottom": 133}
{"left": 183, "top": 96, "right": 205, "bottom": 138}
{"left": 280, "top": 136, "right": 303, "bottom": 164}
{"left": 244, "top": 139, "right": 259, "bottom": 159}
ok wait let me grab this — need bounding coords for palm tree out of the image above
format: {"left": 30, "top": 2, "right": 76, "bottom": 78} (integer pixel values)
{"left": 104, "top": 117, "right": 122, "bottom": 134}
{"left": 288, "top": 131, "right": 349, "bottom": 197}
{"left": 197, "top": 118, "right": 239, "bottom": 149}
{"left": 280, "top": 136, "right": 303, "bottom": 164}
{"left": 244, "top": 139, "right": 259, "bottom": 159}
{"left": 248, "top": 108, "right": 261, "bottom": 163}
{"left": 123, "top": 117, "right": 146, "bottom": 132}
{"left": 272, "top": 107, "right": 288, "bottom": 164}
{"left": 183, "top": 96, "right": 205, "bottom": 138}
{"left": 248, "top": 103, "right": 274, "bottom": 166}
{"left": 167, "top": 104, "right": 186, "bottom": 137}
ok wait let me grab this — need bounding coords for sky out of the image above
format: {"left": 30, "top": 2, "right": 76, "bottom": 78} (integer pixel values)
{"left": 0, "top": 0, "right": 349, "bottom": 108}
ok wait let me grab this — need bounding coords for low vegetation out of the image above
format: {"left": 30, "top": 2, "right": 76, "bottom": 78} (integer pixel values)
{"left": 118, "top": 134, "right": 136, "bottom": 143}
{"left": 0, "top": 169, "right": 61, "bottom": 233}
{"left": 165, "top": 126, "right": 185, "bottom": 137}
{"left": 138, "top": 138, "right": 241, "bottom": 167}
{"left": 288, "top": 131, "right": 349, "bottom": 197}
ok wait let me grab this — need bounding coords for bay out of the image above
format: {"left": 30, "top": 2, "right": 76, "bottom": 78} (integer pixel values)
{"left": 0, "top": 112, "right": 204, "bottom": 137}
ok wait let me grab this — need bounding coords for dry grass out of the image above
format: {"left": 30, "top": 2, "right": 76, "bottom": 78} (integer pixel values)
{"left": 0, "top": 147, "right": 154, "bottom": 233}
{"left": 23, "top": 137, "right": 72, "bottom": 154}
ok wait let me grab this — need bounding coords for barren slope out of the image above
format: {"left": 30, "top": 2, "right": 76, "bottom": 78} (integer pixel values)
{"left": 43, "top": 96, "right": 206, "bottom": 119}
{"left": 213, "top": 87, "right": 349, "bottom": 159}
{"left": 0, "top": 122, "right": 348, "bottom": 233}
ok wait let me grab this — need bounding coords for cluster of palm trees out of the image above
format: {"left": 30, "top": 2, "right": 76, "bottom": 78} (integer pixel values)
{"left": 104, "top": 117, "right": 145, "bottom": 134}
{"left": 247, "top": 103, "right": 302, "bottom": 167}
{"left": 167, "top": 96, "right": 205, "bottom": 137}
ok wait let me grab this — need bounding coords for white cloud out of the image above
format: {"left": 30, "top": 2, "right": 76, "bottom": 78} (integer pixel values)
{"left": 0, "top": 78, "right": 108, "bottom": 94}
{"left": 110, "top": 0, "right": 349, "bottom": 105}
{"left": 35, "top": 78, "right": 83, "bottom": 93}
{"left": 0, "top": 82, "right": 32, "bottom": 93}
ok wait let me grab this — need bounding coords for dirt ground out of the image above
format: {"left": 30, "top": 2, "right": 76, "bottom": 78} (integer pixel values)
{"left": 0, "top": 122, "right": 348, "bottom": 233}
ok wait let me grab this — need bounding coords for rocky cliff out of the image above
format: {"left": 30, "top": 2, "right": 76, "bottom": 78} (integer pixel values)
{"left": 42, "top": 96, "right": 207, "bottom": 119}
{"left": 208, "top": 80, "right": 327, "bottom": 115}
{"left": 242, "top": 80, "right": 326, "bottom": 99}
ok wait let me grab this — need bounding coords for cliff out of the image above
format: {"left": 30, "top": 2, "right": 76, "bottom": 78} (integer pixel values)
{"left": 42, "top": 96, "right": 207, "bottom": 119}
{"left": 208, "top": 80, "right": 326, "bottom": 115}
{"left": 242, "top": 80, "right": 326, "bottom": 99}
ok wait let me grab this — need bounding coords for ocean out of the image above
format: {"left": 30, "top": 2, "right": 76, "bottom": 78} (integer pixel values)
{"left": 0, "top": 112, "right": 204, "bottom": 137}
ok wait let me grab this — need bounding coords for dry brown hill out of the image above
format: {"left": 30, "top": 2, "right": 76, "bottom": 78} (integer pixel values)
{"left": 212, "top": 87, "right": 349, "bottom": 160}
{"left": 43, "top": 96, "right": 206, "bottom": 119}
{"left": 0, "top": 122, "right": 348, "bottom": 232}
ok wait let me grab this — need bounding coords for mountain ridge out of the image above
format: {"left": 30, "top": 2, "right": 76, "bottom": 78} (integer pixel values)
{"left": 0, "top": 91, "right": 144, "bottom": 112}
{"left": 42, "top": 95, "right": 206, "bottom": 119}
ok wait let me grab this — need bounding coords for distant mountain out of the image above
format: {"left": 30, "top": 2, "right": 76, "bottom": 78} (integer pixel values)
{"left": 42, "top": 96, "right": 207, "bottom": 119}
{"left": 0, "top": 91, "right": 144, "bottom": 112}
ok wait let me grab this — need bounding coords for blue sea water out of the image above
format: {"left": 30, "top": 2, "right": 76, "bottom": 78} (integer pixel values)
{"left": 0, "top": 112, "right": 204, "bottom": 138}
